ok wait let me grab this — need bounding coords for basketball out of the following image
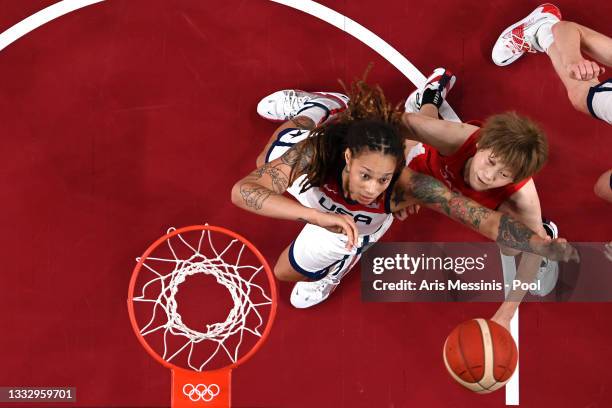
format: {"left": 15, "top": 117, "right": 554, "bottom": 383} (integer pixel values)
{"left": 443, "top": 319, "right": 518, "bottom": 393}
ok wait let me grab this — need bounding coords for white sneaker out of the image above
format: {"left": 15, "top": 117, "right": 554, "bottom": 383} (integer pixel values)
{"left": 530, "top": 258, "right": 559, "bottom": 297}
{"left": 530, "top": 218, "right": 560, "bottom": 297}
{"left": 290, "top": 272, "right": 343, "bottom": 309}
{"left": 491, "top": 3, "right": 562, "bottom": 66}
{"left": 257, "top": 90, "right": 348, "bottom": 122}
{"left": 405, "top": 67, "right": 456, "bottom": 113}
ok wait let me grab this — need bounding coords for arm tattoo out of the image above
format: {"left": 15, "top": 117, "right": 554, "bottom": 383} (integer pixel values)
{"left": 249, "top": 163, "right": 289, "bottom": 193}
{"left": 446, "top": 196, "right": 492, "bottom": 229}
{"left": 408, "top": 172, "right": 538, "bottom": 251}
{"left": 239, "top": 143, "right": 311, "bottom": 212}
{"left": 291, "top": 116, "right": 316, "bottom": 130}
{"left": 408, "top": 172, "right": 492, "bottom": 229}
{"left": 239, "top": 183, "right": 272, "bottom": 210}
{"left": 496, "top": 214, "right": 534, "bottom": 252}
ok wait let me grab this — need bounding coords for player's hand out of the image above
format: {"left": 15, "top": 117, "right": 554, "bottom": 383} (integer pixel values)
{"left": 604, "top": 242, "right": 612, "bottom": 262}
{"left": 537, "top": 238, "right": 580, "bottom": 262}
{"left": 490, "top": 315, "right": 511, "bottom": 333}
{"left": 312, "top": 212, "right": 358, "bottom": 250}
{"left": 393, "top": 204, "right": 420, "bottom": 221}
{"left": 566, "top": 59, "right": 606, "bottom": 81}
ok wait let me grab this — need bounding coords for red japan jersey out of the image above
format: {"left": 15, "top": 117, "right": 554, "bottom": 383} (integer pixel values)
{"left": 407, "top": 127, "right": 529, "bottom": 209}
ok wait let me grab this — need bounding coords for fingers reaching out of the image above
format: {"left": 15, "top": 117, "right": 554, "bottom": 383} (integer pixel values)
{"left": 341, "top": 214, "right": 358, "bottom": 250}
{"left": 568, "top": 60, "right": 605, "bottom": 81}
{"left": 393, "top": 205, "right": 420, "bottom": 221}
{"left": 393, "top": 208, "right": 408, "bottom": 221}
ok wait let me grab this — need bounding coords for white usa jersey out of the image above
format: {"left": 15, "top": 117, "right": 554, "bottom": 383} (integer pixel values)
{"left": 287, "top": 171, "right": 394, "bottom": 236}
{"left": 266, "top": 126, "right": 394, "bottom": 236}
{"left": 264, "top": 127, "right": 394, "bottom": 279}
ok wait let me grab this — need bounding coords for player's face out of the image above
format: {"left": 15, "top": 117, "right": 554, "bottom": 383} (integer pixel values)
{"left": 467, "top": 148, "right": 515, "bottom": 191}
{"left": 345, "top": 149, "right": 396, "bottom": 205}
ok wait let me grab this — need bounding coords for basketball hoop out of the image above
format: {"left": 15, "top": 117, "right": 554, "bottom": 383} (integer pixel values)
{"left": 127, "top": 225, "right": 277, "bottom": 407}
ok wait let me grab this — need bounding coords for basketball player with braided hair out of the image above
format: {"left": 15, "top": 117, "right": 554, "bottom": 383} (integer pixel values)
{"left": 231, "top": 78, "right": 578, "bottom": 309}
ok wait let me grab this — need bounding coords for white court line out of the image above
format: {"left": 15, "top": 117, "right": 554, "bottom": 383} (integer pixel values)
{"left": 501, "top": 253, "right": 520, "bottom": 405}
{"left": 269, "top": 0, "right": 461, "bottom": 122}
{"left": 507, "top": 308, "right": 520, "bottom": 405}
{"left": 0, "top": 0, "right": 104, "bottom": 52}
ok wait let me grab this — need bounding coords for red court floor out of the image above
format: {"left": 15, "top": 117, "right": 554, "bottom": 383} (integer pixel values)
{"left": 0, "top": 1, "right": 610, "bottom": 407}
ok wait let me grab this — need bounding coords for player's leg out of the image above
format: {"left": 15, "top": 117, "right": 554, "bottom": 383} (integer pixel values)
{"left": 545, "top": 42, "right": 597, "bottom": 114}
{"left": 290, "top": 215, "right": 394, "bottom": 308}
{"left": 403, "top": 68, "right": 457, "bottom": 155}
{"left": 272, "top": 221, "right": 361, "bottom": 284}
{"left": 566, "top": 22, "right": 612, "bottom": 67}
{"left": 598, "top": 170, "right": 612, "bottom": 260}
{"left": 272, "top": 243, "right": 306, "bottom": 282}
{"left": 255, "top": 90, "right": 348, "bottom": 167}
{"left": 545, "top": 20, "right": 611, "bottom": 115}
{"left": 594, "top": 169, "right": 612, "bottom": 203}
{"left": 405, "top": 67, "right": 456, "bottom": 118}
{"left": 489, "top": 4, "right": 585, "bottom": 108}
{"left": 490, "top": 7, "right": 611, "bottom": 120}
{"left": 547, "top": 20, "right": 612, "bottom": 121}
{"left": 272, "top": 220, "right": 364, "bottom": 289}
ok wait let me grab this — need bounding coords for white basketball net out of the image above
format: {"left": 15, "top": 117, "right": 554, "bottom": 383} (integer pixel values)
{"left": 133, "top": 227, "right": 272, "bottom": 371}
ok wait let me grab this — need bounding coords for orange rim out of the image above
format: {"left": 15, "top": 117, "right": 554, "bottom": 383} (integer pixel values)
{"left": 127, "top": 224, "right": 278, "bottom": 373}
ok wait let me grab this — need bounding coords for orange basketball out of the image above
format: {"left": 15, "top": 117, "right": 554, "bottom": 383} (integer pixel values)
{"left": 443, "top": 319, "right": 518, "bottom": 393}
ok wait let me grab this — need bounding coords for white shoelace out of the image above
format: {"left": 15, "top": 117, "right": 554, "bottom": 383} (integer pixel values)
{"left": 283, "top": 90, "right": 311, "bottom": 116}
{"left": 508, "top": 29, "right": 536, "bottom": 54}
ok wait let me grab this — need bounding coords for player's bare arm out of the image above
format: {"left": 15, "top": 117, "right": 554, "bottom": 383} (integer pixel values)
{"left": 389, "top": 167, "right": 578, "bottom": 262}
{"left": 401, "top": 112, "right": 478, "bottom": 156}
{"left": 492, "top": 181, "right": 548, "bottom": 328}
{"left": 497, "top": 181, "right": 549, "bottom": 278}
{"left": 231, "top": 143, "right": 359, "bottom": 247}
{"left": 498, "top": 180, "right": 547, "bottom": 238}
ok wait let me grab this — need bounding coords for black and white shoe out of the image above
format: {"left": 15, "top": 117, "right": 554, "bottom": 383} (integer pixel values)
{"left": 530, "top": 218, "right": 559, "bottom": 297}
{"left": 257, "top": 90, "right": 348, "bottom": 122}
{"left": 404, "top": 67, "right": 456, "bottom": 113}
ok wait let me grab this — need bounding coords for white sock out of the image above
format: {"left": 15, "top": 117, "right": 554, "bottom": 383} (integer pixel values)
{"left": 295, "top": 105, "right": 330, "bottom": 126}
{"left": 536, "top": 21, "right": 556, "bottom": 52}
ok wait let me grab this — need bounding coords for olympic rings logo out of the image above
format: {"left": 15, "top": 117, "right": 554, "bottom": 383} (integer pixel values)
{"left": 182, "top": 383, "right": 221, "bottom": 402}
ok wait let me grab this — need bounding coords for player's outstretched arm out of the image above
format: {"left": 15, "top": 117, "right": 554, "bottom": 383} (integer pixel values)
{"left": 231, "top": 143, "right": 359, "bottom": 247}
{"left": 389, "top": 168, "right": 579, "bottom": 262}
{"left": 401, "top": 112, "right": 478, "bottom": 156}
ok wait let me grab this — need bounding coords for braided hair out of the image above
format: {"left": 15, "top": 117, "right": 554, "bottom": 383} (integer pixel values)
{"left": 292, "top": 76, "right": 406, "bottom": 193}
